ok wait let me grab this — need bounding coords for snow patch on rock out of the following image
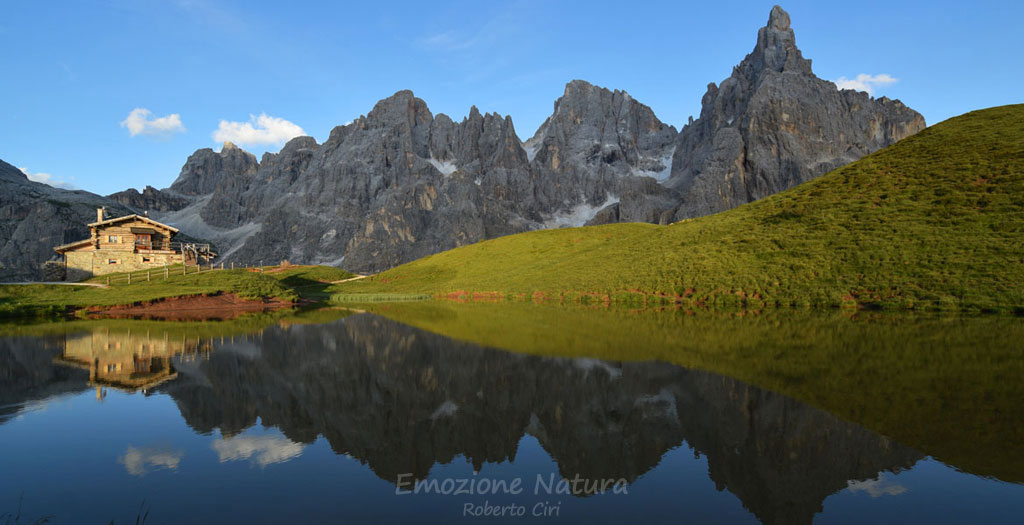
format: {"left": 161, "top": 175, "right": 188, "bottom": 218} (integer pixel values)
{"left": 631, "top": 147, "right": 676, "bottom": 182}
{"left": 314, "top": 254, "right": 346, "bottom": 267}
{"left": 523, "top": 139, "right": 541, "bottom": 162}
{"left": 154, "top": 196, "right": 262, "bottom": 260}
{"left": 574, "top": 358, "right": 622, "bottom": 379}
{"left": 542, "top": 194, "right": 619, "bottom": 229}
{"left": 428, "top": 157, "right": 457, "bottom": 176}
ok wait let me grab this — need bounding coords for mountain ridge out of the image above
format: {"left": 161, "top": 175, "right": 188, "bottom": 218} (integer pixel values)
{"left": 137, "top": 5, "right": 922, "bottom": 274}
{"left": 333, "top": 103, "right": 1024, "bottom": 312}
{"left": 0, "top": 5, "right": 925, "bottom": 279}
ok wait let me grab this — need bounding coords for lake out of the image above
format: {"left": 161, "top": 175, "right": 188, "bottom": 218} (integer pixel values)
{"left": 1, "top": 304, "right": 1022, "bottom": 524}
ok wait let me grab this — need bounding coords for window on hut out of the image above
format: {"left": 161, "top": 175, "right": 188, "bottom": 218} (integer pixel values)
{"left": 131, "top": 228, "right": 156, "bottom": 249}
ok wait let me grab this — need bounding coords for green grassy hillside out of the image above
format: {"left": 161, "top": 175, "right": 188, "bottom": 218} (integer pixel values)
{"left": 337, "top": 105, "right": 1024, "bottom": 311}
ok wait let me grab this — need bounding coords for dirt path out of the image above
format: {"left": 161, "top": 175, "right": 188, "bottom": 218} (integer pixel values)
{"left": 0, "top": 282, "right": 108, "bottom": 288}
{"left": 330, "top": 275, "right": 369, "bottom": 284}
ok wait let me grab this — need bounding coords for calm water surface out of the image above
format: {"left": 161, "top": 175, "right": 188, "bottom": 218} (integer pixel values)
{"left": 0, "top": 306, "right": 1021, "bottom": 524}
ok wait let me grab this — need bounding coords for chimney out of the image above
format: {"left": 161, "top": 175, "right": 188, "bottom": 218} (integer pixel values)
{"left": 96, "top": 207, "right": 105, "bottom": 222}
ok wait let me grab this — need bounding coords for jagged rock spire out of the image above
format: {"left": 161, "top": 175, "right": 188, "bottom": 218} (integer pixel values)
{"left": 743, "top": 5, "right": 812, "bottom": 78}
{"left": 665, "top": 4, "right": 925, "bottom": 220}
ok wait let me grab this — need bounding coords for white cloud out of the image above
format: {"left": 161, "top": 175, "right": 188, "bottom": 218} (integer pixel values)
{"left": 119, "top": 445, "right": 184, "bottom": 476}
{"left": 19, "top": 167, "right": 76, "bottom": 189}
{"left": 212, "top": 434, "right": 304, "bottom": 467}
{"left": 834, "top": 74, "right": 899, "bottom": 96}
{"left": 120, "top": 108, "right": 186, "bottom": 137}
{"left": 212, "top": 113, "right": 305, "bottom": 147}
{"left": 847, "top": 476, "right": 908, "bottom": 497}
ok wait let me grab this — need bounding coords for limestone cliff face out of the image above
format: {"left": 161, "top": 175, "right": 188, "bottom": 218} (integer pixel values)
{"left": 151, "top": 82, "right": 684, "bottom": 272}
{"left": 169, "top": 142, "right": 259, "bottom": 197}
{"left": 665, "top": 6, "right": 926, "bottom": 219}
{"left": 197, "top": 92, "right": 538, "bottom": 270}
{"left": 528, "top": 80, "right": 681, "bottom": 224}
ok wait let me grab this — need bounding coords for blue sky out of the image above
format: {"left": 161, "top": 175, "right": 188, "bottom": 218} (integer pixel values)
{"left": 2, "top": 0, "right": 1021, "bottom": 195}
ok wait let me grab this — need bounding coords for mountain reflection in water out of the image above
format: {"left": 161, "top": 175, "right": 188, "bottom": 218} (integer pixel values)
{"left": 1, "top": 311, "right": 942, "bottom": 524}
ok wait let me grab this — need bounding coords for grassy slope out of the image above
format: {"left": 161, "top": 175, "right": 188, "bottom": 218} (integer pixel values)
{"left": 0, "top": 265, "right": 354, "bottom": 317}
{"left": 357, "top": 301, "right": 1024, "bottom": 483}
{"left": 337, "top": 105, "right": 1024, "bottom": 311}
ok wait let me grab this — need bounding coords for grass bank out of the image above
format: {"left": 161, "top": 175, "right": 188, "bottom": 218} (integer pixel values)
{"left": 0, "top": 265, "right": 354, "bottom": 318}
{"left": 335, "top": 105, "right": 1024, "bottom": 312}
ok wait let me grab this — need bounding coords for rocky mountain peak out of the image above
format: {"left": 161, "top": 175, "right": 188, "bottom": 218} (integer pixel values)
{"left": 0, "top": 159, "right": 28, "bottom": 183}
{"left": 169, "top": 142, "right": 259, "bottom": 196}
{"left": 280, "top": 135, "right": 318, "bottom": 152}
{"left": 107, "top": 185, "right": 188, "bottom": 213}
{"left": 528, "top": 79, "right": 676, "bottom": 175}
{"left": 367, "top": 90, "right": 432, "bottom": 130}
{"left": 767, "top": 4, "right": 790, "bottom": 30}
{"left": 744, "top": 4, "right": 812, "bottom": 77}
{"left": 665, "top": 5, "right": 926, "bottom": 220}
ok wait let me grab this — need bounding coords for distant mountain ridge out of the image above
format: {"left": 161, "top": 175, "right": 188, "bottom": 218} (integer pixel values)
{"left": 0, "top": 5, "right": 924, "bottom": 279}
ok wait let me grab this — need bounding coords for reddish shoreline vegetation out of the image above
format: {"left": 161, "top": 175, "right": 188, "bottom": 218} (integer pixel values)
{"left": 0, "top": 265, "right": 353, "bottom": 319}
{"left": 84, "top": 292, "right": 295, "bottom": 321}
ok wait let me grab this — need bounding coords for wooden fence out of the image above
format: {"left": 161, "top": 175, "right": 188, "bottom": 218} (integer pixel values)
{"left": 102, "top": 260, "right": 267, "bottom": 286}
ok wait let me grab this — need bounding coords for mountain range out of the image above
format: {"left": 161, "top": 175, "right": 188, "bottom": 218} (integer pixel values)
{"left": 0, "top": 6, "right": 924, "bottom": 280}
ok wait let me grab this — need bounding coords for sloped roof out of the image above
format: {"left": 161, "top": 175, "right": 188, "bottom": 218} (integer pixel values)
{"left": 53, "top": 238, "right": 93, "bottom": 253}
{"left": 89, "top": 214, "right": 179, "bottom": 233}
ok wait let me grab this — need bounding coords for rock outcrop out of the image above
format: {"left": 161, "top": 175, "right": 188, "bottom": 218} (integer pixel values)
{"left": 149, "top": 82, "right": 689, "bottom": 272}
{"left": 107, "top": 185, "right": 188, "bottom": 213}
{"left": 169, "top": 142, "right": 259, "bottom": 197}
{"left": 664, "top": 6, "right": 926, "bottom": 219}
{"left": 527, "top": 79, "right": 680, "bottom": 224}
